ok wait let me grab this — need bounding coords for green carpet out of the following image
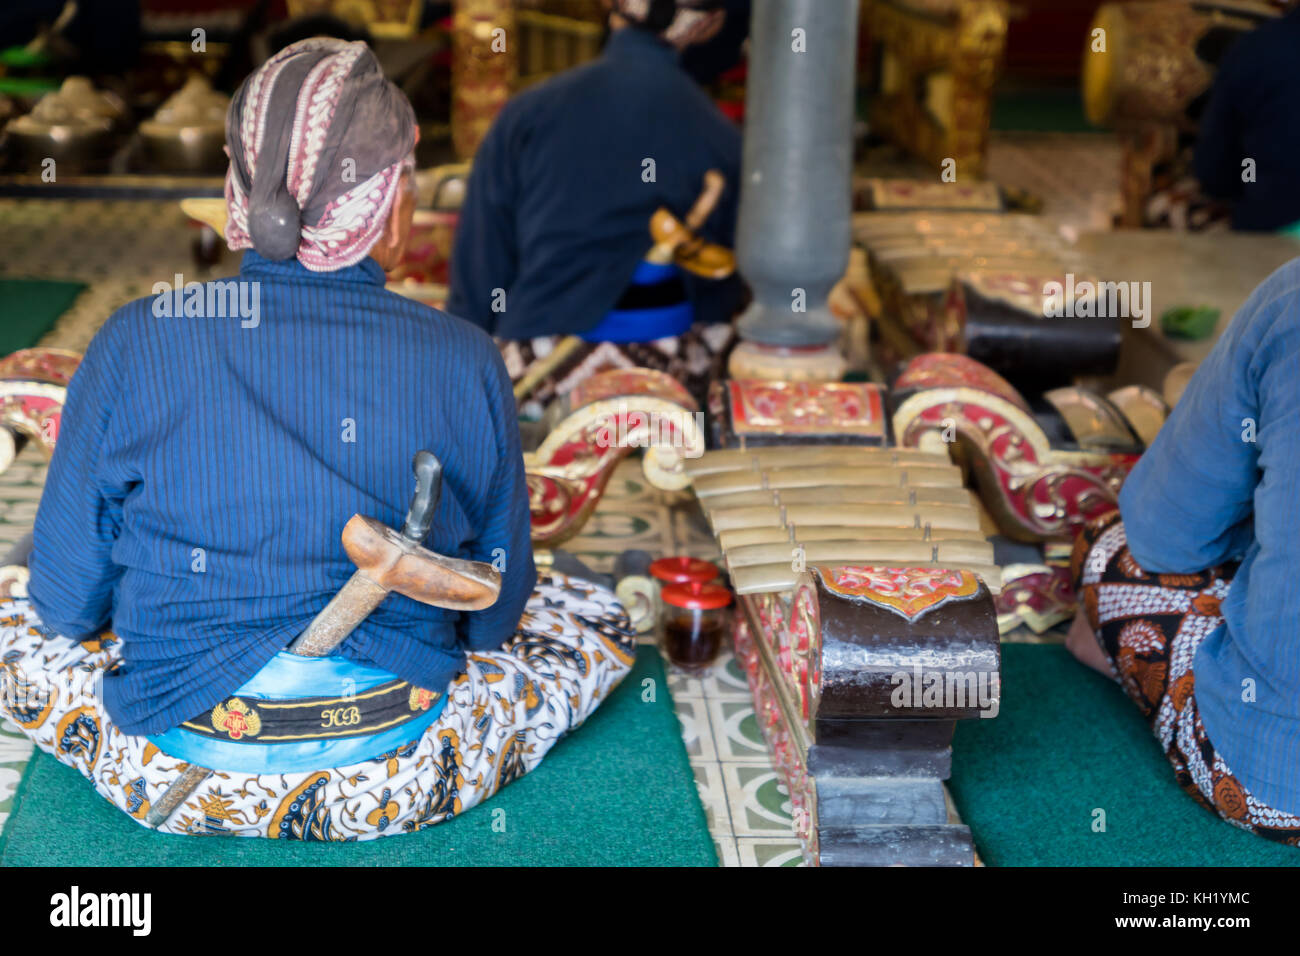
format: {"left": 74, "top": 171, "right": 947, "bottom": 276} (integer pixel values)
{"left": 991, "top": 89, "right": 1098, "bottom": 134}
{"left": 950, "top": 643, "right": 1300, "bottom": 866}
{"left": 0, "top": 279, "right": 86, "bottom": 354}
{"left": 0, "top": 647, "right": 716, "bottom": 867}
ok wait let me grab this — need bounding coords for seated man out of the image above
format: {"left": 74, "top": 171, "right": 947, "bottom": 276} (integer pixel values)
{"left": 0, "top": 38, "right": 634, "bottom": 840}
{"left": 1067, "top": 259, "right": 1300, "bottom": 847}
{"left": 447, "top": 0, "right": 743, "bottom": 409}
{"left": 1193, "top": 4, "right": 1300, "bottom": 232}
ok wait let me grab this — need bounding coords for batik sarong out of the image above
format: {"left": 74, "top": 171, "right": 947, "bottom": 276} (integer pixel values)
{"left": 0, "top": 572, "right": 635, "bottom": 840}
{"left": 1073, "top": 511, "right": 1300, "bottom": 846}
{"left": 503, "top": 321, "right": 735, "bottom": 412}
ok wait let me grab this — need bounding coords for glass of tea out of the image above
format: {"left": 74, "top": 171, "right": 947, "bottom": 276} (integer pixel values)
{"left": 660, "top": 580, "right": 732, "bottom": 674}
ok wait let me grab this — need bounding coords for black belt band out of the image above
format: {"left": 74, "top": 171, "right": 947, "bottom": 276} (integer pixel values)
{"left": 179, "top": 679, "right": 445, "bottom": 744}
{"left": 614, "top": 275, "right": 688, "bottom": 310}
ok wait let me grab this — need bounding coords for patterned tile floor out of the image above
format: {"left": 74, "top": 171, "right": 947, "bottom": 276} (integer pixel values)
{"left": 563, "top": 464, "right": 810, "bottom": 865}
{"left": 0, "top": 129, "right": 1106, "bottom": 860}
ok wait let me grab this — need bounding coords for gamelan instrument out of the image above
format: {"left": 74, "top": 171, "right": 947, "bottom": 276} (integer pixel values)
{"left": 524, "top": 367, "right": 702, "bottom": 549}
{"left": 0, "top": 348, "right": 81, "bottom": 477}
{"left": 697, "top": 377, "right": 1002, "bottom": 866}
{"left": 864, "top": 0, "right": 1010, "bottom": 179}
{"left": 692, "top": 358, "right": 1173, "bottom": 864}
{"left": 890, "top": 352, "right": 1169, "bottom": 633}
{"left": 854, "top": 205, "right": 1120, "bottom": 396}
{"left": 1083, "top": 0, "right": 1279, "bottom": 132}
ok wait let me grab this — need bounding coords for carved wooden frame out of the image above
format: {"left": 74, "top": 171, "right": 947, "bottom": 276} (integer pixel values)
{"left": 0, "top": 348, "right": 81, "bottom": 475}
{"left": 526, "top": 369, "right": 703, "bottom": 549}
{"left": 892, "top": 355, "right": 1138, "bottom": 543}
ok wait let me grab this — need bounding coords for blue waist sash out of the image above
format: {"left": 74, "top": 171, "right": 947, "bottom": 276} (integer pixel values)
{"left": 582, "top": 260, "right": 695, "bottom": 343}
{"left": 149, "top": 651, "right": 447, "bottom": 774}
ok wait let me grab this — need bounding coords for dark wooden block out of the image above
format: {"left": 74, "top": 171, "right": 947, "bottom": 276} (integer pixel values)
{"left": 808, "top": 719, "right": 955, "bottom": 778}
{"left": 817, "top": 824, "right": 974, "bottom": 867}
{"left": 813, "top": 566, "right": 1002, "bottom": 721}
{"left": 815, "top": 776, "right": 949, "bottom": 827}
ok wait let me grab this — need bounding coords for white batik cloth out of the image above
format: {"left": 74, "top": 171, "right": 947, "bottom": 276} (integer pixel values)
{"left": 0, "top": 573, "right": 635, "bottom": 840}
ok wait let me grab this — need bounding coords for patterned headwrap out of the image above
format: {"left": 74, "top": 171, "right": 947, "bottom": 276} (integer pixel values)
{"left": 614, "top": 0, "right": 727, "bottom": 48}
{"left": 224, "top": 38, "right": 417, "bottom": 272}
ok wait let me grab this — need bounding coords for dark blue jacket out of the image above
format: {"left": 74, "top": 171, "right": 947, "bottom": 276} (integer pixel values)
{"left": 1194, "top": 9, "right": 1300, "bottom": 230}
{"left": 448, "top": 26, "right": 743, "bottom": 339}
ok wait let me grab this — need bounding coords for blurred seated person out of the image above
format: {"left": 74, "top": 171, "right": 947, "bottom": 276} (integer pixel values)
{"left": 0, "top": 0, "right": 140, "bottom": 72}
{"left": 680, "top": 0, "right": 750, "bottom": 85}
{"left": 1194, "top": 3, "right": 1300, "bottom": 231}
{"left": 1067, "top": 259, "right": 1300, "bottom": 847}
{"left": 0, "top": 39, "right": 634, "bottom": 840}
{"left": 448, "top": 0, "right": 743, "bottom": 409}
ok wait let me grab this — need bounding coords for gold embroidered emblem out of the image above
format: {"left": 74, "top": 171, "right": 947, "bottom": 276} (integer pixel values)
{"left": 321, "top": 706, "right": 361, "bottom": 728}
{"left": 211, "top": 698, "right": 262, "bottom": 739}
{"left": 409, "top": 686, "right": 440, "bottom": 711}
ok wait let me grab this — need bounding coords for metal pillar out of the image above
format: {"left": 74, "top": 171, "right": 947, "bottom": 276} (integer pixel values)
{"left": 735, "top": 0, "right": 859, "bottom": 347}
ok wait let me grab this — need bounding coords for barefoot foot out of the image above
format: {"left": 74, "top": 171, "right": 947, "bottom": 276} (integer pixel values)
{"left": 1065, "top": 607, "right": 1113, "bottom": 676}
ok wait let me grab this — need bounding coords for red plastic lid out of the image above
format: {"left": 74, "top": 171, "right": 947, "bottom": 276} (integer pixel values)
{"left": 661, "top": 580, "right": 732, "bottom": 610}
{"left": 650, "top": 556, "right": 719, "bottom": 585}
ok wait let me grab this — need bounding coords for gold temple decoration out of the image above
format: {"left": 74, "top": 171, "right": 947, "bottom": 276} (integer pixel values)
{"left": 287, "top": 0, "right": 423, "bottom": 38}
{"left": 865, "top": 0, "right": 1010, "bottom": 180}
{"left": 452, "top": 0, "right": 518, "bottom": 159}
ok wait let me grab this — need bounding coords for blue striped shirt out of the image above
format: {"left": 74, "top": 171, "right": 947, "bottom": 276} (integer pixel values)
{"left": 1119, "top": 256, "right": 1300, "bottom": 815}
{"left": 27, "top": 251, "right": 536, "bottom": 737}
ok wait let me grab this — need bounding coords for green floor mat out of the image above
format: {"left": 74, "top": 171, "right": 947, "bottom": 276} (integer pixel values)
{"left": 0, "top": 647, "right": 715, "bottom": 867}
{"left": 991, "top": 89, "right": 1098, "bottom": 134}
{"left": 950, "top": 643, "right": 1300, "bottom": 866}
{"left": 0, "top": 279, "right": 86, "bottom": 354}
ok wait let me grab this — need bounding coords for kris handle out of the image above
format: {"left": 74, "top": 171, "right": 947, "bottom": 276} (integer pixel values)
{"left": 684, "top": 169, "right": 726, "bottom": 232}
{"left": 401, "top": 451, "right": 442, "bottom": 544}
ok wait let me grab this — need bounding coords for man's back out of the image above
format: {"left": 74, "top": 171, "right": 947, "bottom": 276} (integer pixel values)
{"left": 448, "top": 26, "right": 743, "bottom": 338}
{"left": 1195, "top": 9, "right": 1300, "bottom": 230}
{"left": 28, "top": 252, "right": 535, "bottom": 737}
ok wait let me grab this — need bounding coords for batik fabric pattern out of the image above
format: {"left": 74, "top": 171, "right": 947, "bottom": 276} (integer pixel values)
{"left": 0, "top": 572, "right": 635, "bottom": 840}
{"left": 223, "top": 38, "right": 418, "bottom": 271}
{"left": 503, "top": 321, "right": 734, "bottom": 411}
{"left": 1073, "top": 510, "right": 1300, "bottom": 846}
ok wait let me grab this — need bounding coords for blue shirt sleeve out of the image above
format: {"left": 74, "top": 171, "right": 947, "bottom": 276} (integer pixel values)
{"left": 446, "top": 112, "right": 519, "bottom": 335}
{"left": 27, "top": 317, "right": 128, "bottom": 639}
{"left": 1116, "top": 266, "right": 1294, "bottom": 572}
{"left": 457, "top": 346, "right": 537, "bottom": 651}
